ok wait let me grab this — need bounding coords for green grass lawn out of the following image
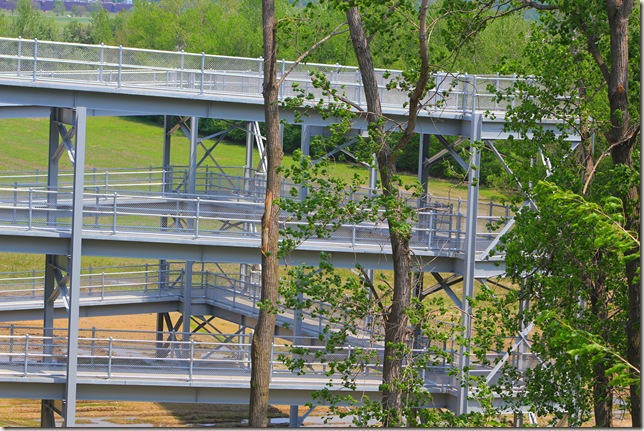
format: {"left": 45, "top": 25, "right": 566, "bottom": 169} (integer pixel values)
{"left": 0, "top": 116, "right": 504, "bottom": 202}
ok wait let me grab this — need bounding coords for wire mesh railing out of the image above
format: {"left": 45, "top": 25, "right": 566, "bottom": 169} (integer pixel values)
{"left": 0, "top": 37, "right": 521, "bottom": 115}
{"left": 0, "top": 186, "right": 489, "bottom": 253}
{"left": 0, "top": 326, "right": 535, "bottom": 392}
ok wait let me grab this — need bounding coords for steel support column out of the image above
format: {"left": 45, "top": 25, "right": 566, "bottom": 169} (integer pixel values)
{"left": 63, "top": 106, "right": 87, "bottom": 427}
{"left": 244, "top": 121, "right": 254, "bottom": 186}
{"left": 182, "top": 117, "right": 198, "bottom": 339}
{"left": 182, "top": 261, "right": 193, "bottom": 340}
{"left": 457, "top": 113, "right": 482, "bottom": 416}
{"left": 418, "top": 134, "right": 430, "bottom": 196}
{"left": 299, "top": 124, "right": 312, "bottom": 201}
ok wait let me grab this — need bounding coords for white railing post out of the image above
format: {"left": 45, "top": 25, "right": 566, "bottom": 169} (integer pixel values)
{"left": 144, "top": 263, "right": 149, "bottom": 292}
{"left": 90, "top": 327, "right": 96, "bottom": 366}
{"left": 100, "top": 272, "right": 105, "bottom": 300}
{"left": 99, "top": 43, "right": 104, "bottom": 82}
{"left": 107, "top": 336, "right": 113, "bottom": 379}
{"left": 16, "top": 36, "right": 22, "bottom": 76}
{"left": 200, "top": 52, "right": 205, "bottom": 94}
{"left": 279, "top": 59, "right": 286, "bottom": 98}
{"left": 117, "top": 46, "right": 123, "bottom": 88}
{"left": 9, "top": 324, "right": 14, "bottom": 363}
{"left": 112, "top": 192, "right": 117, "bottom": 234}
{"left": 28, "top": 188, "right": 33, "bottom": 230}
{"left": 23, "top": 334, "right": 29, "bottom": 376}
{"left": 471, "top": 75, "right": 478, "bottom": 113}
{"left": 188, "top": 340, "right": 195, "bottom": 381}
{"left": 32, "top": 39, "right": 37, "bottom": 82}
{"left": 180, "top": 50, "right": 185, "bottom": 88}
{"left": 194, "top": 197, "right": 200, "bottom": 238}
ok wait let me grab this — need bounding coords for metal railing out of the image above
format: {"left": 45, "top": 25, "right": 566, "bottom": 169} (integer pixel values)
{"left": 0, "top": 262, "right": 377, "bottom": 339}
{"left": 0, "top": 186, "right": 512, "bottom": 254}
{"left": 0, "top": 37, "right": 521, "bottom": 115}
{"left": 0, "top": 326, "right": 535, "bottom": 392}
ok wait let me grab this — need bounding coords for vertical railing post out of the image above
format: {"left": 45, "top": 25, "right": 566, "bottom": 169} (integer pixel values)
{"left": 200, "top": 52, "right": 205, "bottom": 94}
{"left": 194, "top": 197, "right": 200, "bottom": 238}
{"left": 90, "top": 327, "right": 96, "bottom": 366}
{"left": 258, "top": 56, "right": 263, "bottom": 94}
{"left": 31, "top": 269, "right": 36, "bottom": 297}
{"left": 9, "top": 324, "right": 14, "bottom": 363}
{"left": 511, "top": 73, "right": 517, "bottom": 109}
{"left": 279, "top": 59, "right": 286, "bottom": 98}
{"left": 28, "top": 188, "right": 33, "bottom": 230}
{"left": 107, "top": 336, "right": 113, "bottom": 379}
{"left": 99, "top": 43, "right": 105, "bottom": 82}
{"left": 112, "top": 192, "right": 117, "bottom": 234}
{"left": 17, "top": 36, "right": 22, "bottom": 76}
{"left": 471, "top": 75, "right": 478, "bottom": 113}
{"left": 100, "top": 272, "right": 105, "bottom": 300}
{"left": 23, "top": 334, "right": 30, "bottom": 376}
{"left": 145, "top": 263, "right": 149, "bottom": 292}
{"left": 180, "top": 50, "right": 185, "bottom": 88}
{"left": 117, "top": 46, "right": 123, "bottom": 88}
{"left": 32, "top": 39, "right": 38, "bottom": 82}
{"left": 94, "top": 189, "right": 100, "bottom": 227}
{"left": 188, "top": 340, "right": 195, "bottom": 381}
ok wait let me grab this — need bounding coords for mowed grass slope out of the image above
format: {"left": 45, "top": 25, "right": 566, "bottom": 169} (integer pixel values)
{"left": 0, "top": 116, "right": 503, "bottom": 200}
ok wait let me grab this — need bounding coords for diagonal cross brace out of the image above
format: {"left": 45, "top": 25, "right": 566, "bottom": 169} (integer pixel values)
{"left": 52, "top": 123, "right": 77, "bottom": 166}
{"left": 435, "top": 135, "right": 469, "bottom": 171}
{"left": 485, "top": 321, "right": 535, "bottom": 384}
{"left": 49, "top": 267, "right": 70, "bottom": 312}
{"left": 431, "top": 273, "right": 462, "bottom": 309}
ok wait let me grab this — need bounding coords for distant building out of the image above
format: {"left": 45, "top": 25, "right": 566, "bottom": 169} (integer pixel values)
{"left": 0, "top": 0, "right": 133, "bottom": 12}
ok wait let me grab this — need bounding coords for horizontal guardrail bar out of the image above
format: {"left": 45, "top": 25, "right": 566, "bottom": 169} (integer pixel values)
{"left": 0, "top": 37, "right": 523, "bottom": 114}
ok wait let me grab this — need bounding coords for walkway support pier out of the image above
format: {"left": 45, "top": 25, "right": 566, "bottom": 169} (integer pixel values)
{"left": 61, "top": 107, "right": 87, "bottom": 427}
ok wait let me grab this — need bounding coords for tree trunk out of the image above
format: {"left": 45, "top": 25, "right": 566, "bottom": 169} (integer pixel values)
{"left": 604, "top": 1, "right": 640, "bottom": 426}
{"left": 345, "top": 6, "right": 420, "bottom": 426}
{"left": 589, "top": 264, "right": 613, "bottom": 428}
{"left": 249, "top": 0, "right": 283, "bottom": 426}
{"left": 345, "top": 3, "right": 430, "bottom": 425}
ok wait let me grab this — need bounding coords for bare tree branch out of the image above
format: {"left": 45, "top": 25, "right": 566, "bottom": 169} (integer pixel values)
{"left": 277, "top": 22, "right": 348, "bottom": 88}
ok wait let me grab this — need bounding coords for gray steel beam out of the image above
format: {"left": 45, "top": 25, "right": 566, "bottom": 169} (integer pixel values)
{"left": 457, "top": 113, "right": 482, "bottom": 416}
{"left": 63, "top": 106, "right": 87, "bottom": 427}
{"left": 0, "top": 83, "right": 549, "bottom": 141}
{"left": 0, "top": 380, "right": 502, "bottom": 414}
{"left": 0, "top": 231, "right": 505, "bottom": 275}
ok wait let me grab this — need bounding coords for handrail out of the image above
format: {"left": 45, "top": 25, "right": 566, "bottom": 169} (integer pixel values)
{"left": 0, "top": 329, "right": 534, "bottom": 392}
{"left": 0, "top": 37, "right": 520, "bottom": 115}
{"left": 0, "top": 186, "right": 511, "bottom": 254}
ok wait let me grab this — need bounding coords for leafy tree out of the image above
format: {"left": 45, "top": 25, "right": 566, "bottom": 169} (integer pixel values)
{"left": 5, "top": 0, "right": 17, "bottom": 15}
{"left": 71, "top": 5, "right": 86, "bottom": 18}
{"left": 11, "top": 0, "right": 58, "bottom": 39}
{"left": 62, "top": 20, "right": 92, "bottom": 44}
{"left": 52, "top": 0, "right": 66, "bottom": 17}
{"left": 249, "top": 0, "right": 346, "bottom": 426}
{"left": 87, "top": 2, "right": 102, "bottom": 14}
{"left": 89, "top": 7, "right": 113, "bottom": 44}
{"left": 440, "top": 0, "right": 640, "bottom": 426}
